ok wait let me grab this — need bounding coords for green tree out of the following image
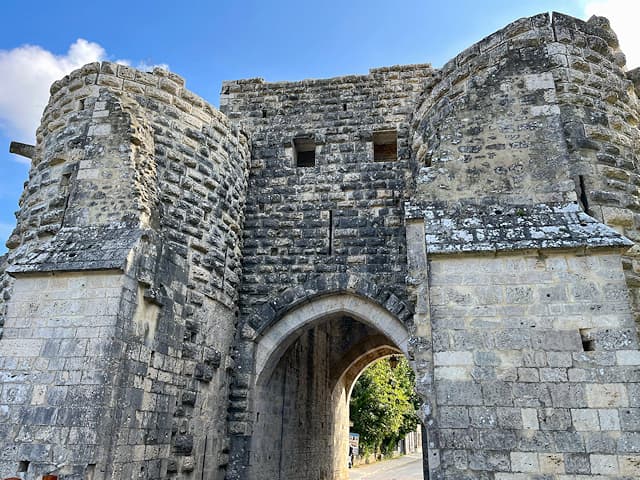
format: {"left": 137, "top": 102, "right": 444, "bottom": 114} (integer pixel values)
{"left": 349, "top": 357, "right": 420, "bottom": 456}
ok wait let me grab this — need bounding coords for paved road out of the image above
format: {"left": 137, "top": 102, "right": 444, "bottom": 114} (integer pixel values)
{"left": 349, "top": 452, "right": 424, "bottom": 480}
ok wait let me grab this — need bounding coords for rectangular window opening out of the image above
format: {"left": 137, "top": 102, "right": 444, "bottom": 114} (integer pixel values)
{"left": 85, "top": 464, "right": 96, "bottom": 480}
{"left": 18, "top": 461, "right": 30, "bottom": 472}
{"left": 294, "top": 137, "right": 316, "bottom": 167}
{"left": 187, "top": 329, "right": 197, "bottom": 343}
{"left": 373, "top": 130, "right": 398, "bottom": 162}
{"left": 579, "top": 328, "right": 595, "bottom": 351}
{"left": 61, "top": 173, "right": 71, "bottom": 187}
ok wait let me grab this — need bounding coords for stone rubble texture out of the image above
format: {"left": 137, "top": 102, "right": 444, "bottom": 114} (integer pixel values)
{"left": 0, "top": 10, "right": 639, "bottom": 480}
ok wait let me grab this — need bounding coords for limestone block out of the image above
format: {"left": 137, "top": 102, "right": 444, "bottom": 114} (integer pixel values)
{"left": 619, "top": 455, "right": 640, "bottom": 476}
{"left": 590, "top": 454, "right": 619, "bottom": 474}
{"left": 436, "top": 381, "right": 483, "bottom": 406}
{"left": 586, "top": 384, "right": 629, "bottom": 408}
{"left": 598, "top": 409, "right": 621, "bottom": 431}
{"left": 438, "top": 406, "right": 470, "bottom": 428}
{"left": 434, "top": 351, "right": 473, "bottom": 366}
{"left": 571, "top": 409, "right": 600, "bottom": 431}
{"left": 511, "top": 452, "right": 539, "bottom": 472}
{"left": 521, "top": 409, "right": 539, "bottom": 430}
{"left": 435, "top": 366, "right": 471, "bottom": 381}
{"left": 620, "top": 408, "right": 640, "bottom": 431}
{"left": 616, "top": 350, "right": 640, "bottom": 365}
{"left": 565, "top": 452, "right": 591, "bottom": 474}
{"left": 539, "top": 453, "right": 565, "bottom": 473}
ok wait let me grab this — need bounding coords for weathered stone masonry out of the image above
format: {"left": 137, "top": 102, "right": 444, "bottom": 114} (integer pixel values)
{"left": 1, "top": 10, "right": 640, "bottom": 480}
{"left": 0, "top": 63, "right": 250, "bottom": 479}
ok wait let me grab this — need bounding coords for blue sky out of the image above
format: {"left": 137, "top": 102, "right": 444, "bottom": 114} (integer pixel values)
{"left": 0, "top": 0, "right": 637, "bottom": 254}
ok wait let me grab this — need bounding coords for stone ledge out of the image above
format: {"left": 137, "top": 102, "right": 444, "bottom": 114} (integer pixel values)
{"left": 7, "top": 225, "right": 144, "bottom": 274}
{"left": 406, "top": 202, "right": 633, "bottom": 255}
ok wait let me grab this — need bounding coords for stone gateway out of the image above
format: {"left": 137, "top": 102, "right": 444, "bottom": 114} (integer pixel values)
{"left": 1, "top": 11, "right": 640, "bottom": 480}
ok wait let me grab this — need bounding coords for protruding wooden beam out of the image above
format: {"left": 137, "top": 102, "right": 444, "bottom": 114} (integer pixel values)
{"left": 9, "top": 141, "right": 35, "bottom": 160}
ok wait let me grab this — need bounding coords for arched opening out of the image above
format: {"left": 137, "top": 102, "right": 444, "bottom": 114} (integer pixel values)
{"left": 248, "top": 294, "right": 423, "bottom": 480}
{"left": 347, "top": 355, "right": 424, "bottom": 477}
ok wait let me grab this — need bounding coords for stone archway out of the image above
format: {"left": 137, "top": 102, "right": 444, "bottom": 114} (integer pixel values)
{"left": 247, "top": 293, "right": 417, "bottom": 480}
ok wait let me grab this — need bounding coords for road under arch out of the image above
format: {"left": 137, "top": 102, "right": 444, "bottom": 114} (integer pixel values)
{"left": 248, "top": 294, "right": 420, "bottom": 480}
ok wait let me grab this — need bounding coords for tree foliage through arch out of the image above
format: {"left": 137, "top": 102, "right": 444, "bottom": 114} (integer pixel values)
{"left": 349, "top": 357, "right": 420, "bottom": 455}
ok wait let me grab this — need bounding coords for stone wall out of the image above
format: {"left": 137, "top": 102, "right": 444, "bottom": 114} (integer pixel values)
{"left": 410, "top": 11, "right": 640, "bottom": 323}
{"left": 0, "top": 62, "right": 250, "bottom": 479}
{"left": 220, "top": 63, "right": 436, "bottom": 325}
{"left": 252, "top": 323, "right": 335, "bottom": 480}
{"left": 0, "top": 272, "right": 128, "bottom": 479}
{"left": 220, "top": 66, "right": 433, "bottom": 467}
{"left": 427, "top": 252, "right": 639, "bottom": 478}
{"left": 0, "top": 10, "right": 639, "bottom": 480}
{"left": 550, "top": 14, "right": 640, "bottom": 325}
{"left": 411, "top": 13, "right": 575, "bottom": 206}
{"left": 219, "top": 11, "right": 640, "bottom": 480}
{"left": 405, "top": 11, "right": 640, "bottom": 479}
{"left": 0, "top": 253, "right": 9, "bottom": 339}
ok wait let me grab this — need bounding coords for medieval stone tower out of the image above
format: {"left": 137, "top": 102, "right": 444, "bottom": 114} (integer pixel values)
{"left": 1, "top": 11, "right": 640, "bottom": 480}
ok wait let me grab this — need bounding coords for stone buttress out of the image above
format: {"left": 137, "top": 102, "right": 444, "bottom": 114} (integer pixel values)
{"left": 407, "top": 12, "right": 640, "bottom": 480}
{"left": 0, "top": 63, "right": 249, "bottom": 480}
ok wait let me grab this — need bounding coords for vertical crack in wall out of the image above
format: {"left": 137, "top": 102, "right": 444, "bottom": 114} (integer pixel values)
{"left": 201, "top": 435, "right": 208, "bottom": 480}
{"left": 328, "top": 210, "right": 333, "bottom": 256}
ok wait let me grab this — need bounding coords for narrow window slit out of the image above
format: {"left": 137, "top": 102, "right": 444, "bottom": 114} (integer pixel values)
{"left": 578, "top": 175, "right": 590, "bottom": 213}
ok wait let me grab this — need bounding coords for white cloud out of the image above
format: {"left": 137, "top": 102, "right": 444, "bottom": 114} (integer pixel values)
{"left": 583, "top": 0, "right": 640, "bottom": 68}
{"left": 0, "top": 39, "right": 106, "bottom": 144}
{"left": 0, "top": 40, "right": 170, "bottom": 155}
{"left": 118, "top": 59, "right": 170, "bottom": 73}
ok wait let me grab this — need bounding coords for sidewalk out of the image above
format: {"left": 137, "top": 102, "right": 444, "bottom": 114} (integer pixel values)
{"left": 349, "top": 452, "right": 424, "bottom": 480}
